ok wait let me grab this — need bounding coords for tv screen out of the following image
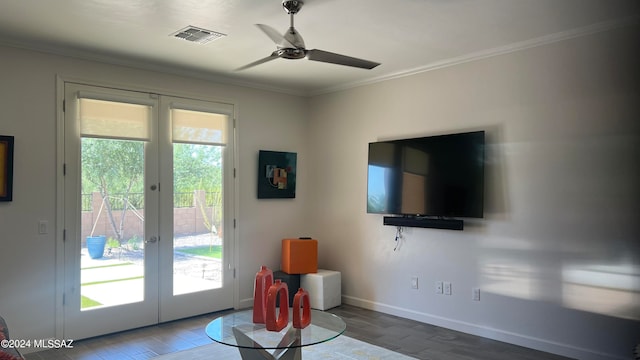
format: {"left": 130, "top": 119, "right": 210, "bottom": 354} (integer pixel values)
{"left": 367, "top": 131, "right": 485, "bottom": 218}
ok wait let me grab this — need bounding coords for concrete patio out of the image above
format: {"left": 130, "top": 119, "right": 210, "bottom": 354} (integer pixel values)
{"left": 80, "top": 234, "right": 223, "bottom": 308}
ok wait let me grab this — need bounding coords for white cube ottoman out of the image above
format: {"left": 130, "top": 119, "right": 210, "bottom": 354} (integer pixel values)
{"left": 300, "top": 269, "right": 341, "bottom": 310}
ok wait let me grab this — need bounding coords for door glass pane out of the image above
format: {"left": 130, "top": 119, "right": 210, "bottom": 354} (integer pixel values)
{"left": 80, "top": 138, "right": 145, "bottom": 309}
{"left": 173, "top": 143, "right": 223, "bottom": 295}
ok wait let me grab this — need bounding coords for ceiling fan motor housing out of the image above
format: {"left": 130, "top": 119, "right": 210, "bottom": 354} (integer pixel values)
{"left": 277, "top": 48, "right": 306, "bottom": 60}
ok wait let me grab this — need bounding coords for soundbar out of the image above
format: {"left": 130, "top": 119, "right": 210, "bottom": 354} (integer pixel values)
{"left": 383, "top": 216, "right": 464, "bottom": 230}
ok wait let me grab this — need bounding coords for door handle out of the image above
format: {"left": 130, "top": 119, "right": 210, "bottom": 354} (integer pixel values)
{"left": 145, "top": 236, "right": 158, "bottom": 244}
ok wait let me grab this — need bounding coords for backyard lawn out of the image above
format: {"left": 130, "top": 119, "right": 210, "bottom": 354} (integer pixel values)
{"left": 177, "top": 245, "right": 222, "bottom": 258}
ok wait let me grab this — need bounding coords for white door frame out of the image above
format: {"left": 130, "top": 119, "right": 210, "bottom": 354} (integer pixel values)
{"left": 158, "top": 95, "right": 236, "bottom": 322}
{"left": 55, "top": 78, "right": 238, "bottom": 339}
{"left": 62, "top": 82, "right": 161, "bottom": 339}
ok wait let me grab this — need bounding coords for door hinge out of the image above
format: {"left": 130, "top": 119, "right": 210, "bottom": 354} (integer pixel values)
{"left": 233, "top": 168, "right": 236, "bottom": 178}
{"left": 233, "top": 268, "right": 236, "bottom": 278}
{"left": 233, "top": 219, "right": 236, "bottom": 228}
{"left": 62, "top": 99, "right": 65, "bottom": 112}
{"left": 63, "top": 163, "right": 66, "bottom": 176}
{"left": 63, "top": 229, "right": 66, "bottom": 241}
{"left": 62, "top": 293, "right": 66, "bottom": 305}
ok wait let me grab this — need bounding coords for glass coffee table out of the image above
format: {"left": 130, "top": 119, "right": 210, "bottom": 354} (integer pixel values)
{"left": 205, "top": 309, "right": 346, "bottom": 360}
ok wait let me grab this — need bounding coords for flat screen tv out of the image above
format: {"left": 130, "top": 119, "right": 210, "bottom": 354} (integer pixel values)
{"left": 367, "top": 130, "right": 485, "bottom": 218}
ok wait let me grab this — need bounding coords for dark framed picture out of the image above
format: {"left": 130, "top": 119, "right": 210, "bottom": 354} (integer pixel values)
{"left": 257, "top": 150, "right": 297, "bottom": 199}
{"left": 0, "top": 135, "right": 14, "bottom": 202}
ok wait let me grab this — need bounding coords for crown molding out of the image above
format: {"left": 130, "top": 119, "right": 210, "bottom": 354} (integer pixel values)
{"left": 311, "top": 15, "right": 640, "bottom": 96}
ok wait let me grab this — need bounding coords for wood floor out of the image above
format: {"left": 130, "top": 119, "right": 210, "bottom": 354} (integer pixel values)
{"left": 26, "top": 304, "right": 573, "bottom": 360}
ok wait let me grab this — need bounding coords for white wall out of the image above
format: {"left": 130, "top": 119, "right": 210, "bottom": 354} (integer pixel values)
{"left": 308, "top": 24, "right": 640, "bottom": 360}
{"left": 0, "top": 45, "right": 310, "bottom": 343}
{"left": 1, "top": 22, "right": 638, "bottom": 360}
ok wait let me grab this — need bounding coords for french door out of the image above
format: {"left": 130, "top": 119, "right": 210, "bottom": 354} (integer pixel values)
{"left": 62, "top": 83, "right": 235, "bottom": 339}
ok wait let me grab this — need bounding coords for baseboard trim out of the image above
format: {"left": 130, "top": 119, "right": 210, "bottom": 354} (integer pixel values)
{"left": 342, "top": 295, "right": 621, "bottom": 360}
{"left": 238, "top": 297, "right": 254, "bottom": 310}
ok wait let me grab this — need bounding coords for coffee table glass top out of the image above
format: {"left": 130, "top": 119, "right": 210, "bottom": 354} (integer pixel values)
{"left": 205, "top": 309, "right": 346, "bottom": 349}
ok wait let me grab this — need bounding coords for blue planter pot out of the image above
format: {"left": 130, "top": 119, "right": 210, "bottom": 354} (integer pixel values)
{"left": 87, "top": 235, "right": 106, "bottom": 259}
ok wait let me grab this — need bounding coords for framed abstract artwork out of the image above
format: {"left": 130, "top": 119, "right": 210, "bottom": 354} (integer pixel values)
{"left": 0, "top": 135, "right": 14, "bottom": 202}
{"left": 257, "top": 150, "right": 297, "bottom": 199}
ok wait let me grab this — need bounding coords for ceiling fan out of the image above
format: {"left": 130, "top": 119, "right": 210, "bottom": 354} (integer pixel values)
{"left": 237, "top": 0, "right": 380, "bottom": 71}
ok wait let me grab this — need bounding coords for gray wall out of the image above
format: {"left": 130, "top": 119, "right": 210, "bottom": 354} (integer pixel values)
{"left": 307, "top": 23, "right": 640, "bottom": 360}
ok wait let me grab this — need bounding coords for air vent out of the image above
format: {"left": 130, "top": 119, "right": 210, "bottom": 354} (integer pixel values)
{"left": 172, "top": 26, "right": 226, "bottom": 44}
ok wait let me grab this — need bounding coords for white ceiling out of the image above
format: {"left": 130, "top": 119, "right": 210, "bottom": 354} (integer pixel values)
{"left": 0, "top": 0, "right": 638, "bottom": 95}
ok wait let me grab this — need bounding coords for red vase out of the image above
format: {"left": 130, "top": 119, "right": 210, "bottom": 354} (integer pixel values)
{"left": 292, "top": 288, "right": 311, "bottom": 329}
{"left": 253, "top": 266, "right": 273, "bottom": 324}
{"left": 265, "top": 280, "right": 289, "bottom": 331}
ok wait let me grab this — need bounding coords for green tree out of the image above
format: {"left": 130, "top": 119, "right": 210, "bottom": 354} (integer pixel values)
{"left": 173, "top": 144, "right": 222, "bottom": 193}
{"left": 82, "top": 138, "right": 144, "bottom": 244}
{"left": 173, "top": 143, "right": 223, "bottom": 236}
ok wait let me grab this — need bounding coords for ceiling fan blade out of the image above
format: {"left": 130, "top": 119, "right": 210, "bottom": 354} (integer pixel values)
{"left": 306, "top": 49, "right": 380, "bottom": 69}
{"left": 256, "top": 24, "right": 296, "bottom": 48}
{"left": 236, "top": 53, "right": 279, "bottom": 71}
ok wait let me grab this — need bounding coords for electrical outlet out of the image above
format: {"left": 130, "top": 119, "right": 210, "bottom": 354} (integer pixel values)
{"left": 444, "top": 281, "right": 452, "bottom": 295}
{"left": 411, "top": 276, "right": 419, "bottom": 289}
{"left": 472, "top": 287, "right": 480, "bottom": 301}
{"left": 436, "top": 281, "right": 443, "bottom": 294}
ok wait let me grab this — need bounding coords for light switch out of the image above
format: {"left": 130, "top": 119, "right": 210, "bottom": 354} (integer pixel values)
{"left": 38, "top": 220, "right": 48, "bottom": 234}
